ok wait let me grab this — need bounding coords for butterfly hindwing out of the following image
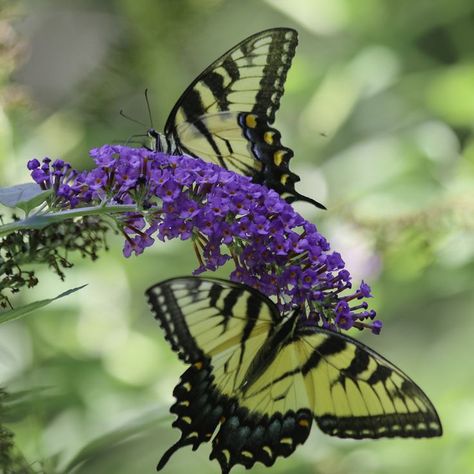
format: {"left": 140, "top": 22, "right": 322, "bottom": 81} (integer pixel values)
{"left": 172, "top": 111, "right": 262, "bottom": 176}
{"left": 238, "top": 112, "right": 323, "bottom": 206}
{"left": 173, "top": 110, "right": 321, "bottom": 206}
{"left": 147, "top": 277, "right": 442, "bottom": 473}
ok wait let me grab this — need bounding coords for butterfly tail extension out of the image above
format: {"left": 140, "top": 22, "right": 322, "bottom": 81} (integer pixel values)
{"left": 156, "top": 440, "right": 186, "bottom": 471}
{"left": 284, "top": 191, "right": 327, "bottom": 210}
{"left": 157, "top": 361, "right": 230, "bottom": 470}
{"left": 210, "top": 407, "right": 313, "bottom": 473}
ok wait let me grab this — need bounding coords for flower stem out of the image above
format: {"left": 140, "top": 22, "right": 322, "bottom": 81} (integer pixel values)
{"left": 0, "top": 204, "right": 138, "bottom": 237}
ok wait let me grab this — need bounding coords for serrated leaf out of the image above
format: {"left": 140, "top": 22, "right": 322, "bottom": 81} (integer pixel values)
{"left": 0, "top": 285, "right": 87, "bottom": 325}
{"left": 0, "top": 183, "right": 52, "bottom": 213}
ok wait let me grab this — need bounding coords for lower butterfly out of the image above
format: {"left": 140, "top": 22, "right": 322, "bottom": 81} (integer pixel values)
{"left": 146, "top": 277, "right": 442, "bottom": 474}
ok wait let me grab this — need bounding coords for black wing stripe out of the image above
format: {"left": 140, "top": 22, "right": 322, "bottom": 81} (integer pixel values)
{"left": 222, "top": 56, "right": 240, "bottom": 82}
{"left": 243, "top": 367, "right": 301, "bottom": 399}
{"left": 367, "top": 364, "right": 393, "bottom": 385}
{"left": 230, "top": 294, "right": 263, "bottom": 392}
{"left": 238, "top": 298, "right": 259, "bottom": 361}
{"left": 201, "top": 73, "right": 230, "bottom": 111}
{"left": 222, "top": 287, "right": 242, "bottom": 317}
{"left": 343, "top": 347, "right": 371, "bottom": 378}
{"left": 146, "top": 283, "right": 203, "bottom": 362}
{"left": 181, "top": 89, "right": 207, "bottom": 122}
{"left": 208, "top": 282, "right": 224, "bottom": 307}
{"left": 302, "top": 336, "right": 347, "bottom": 375}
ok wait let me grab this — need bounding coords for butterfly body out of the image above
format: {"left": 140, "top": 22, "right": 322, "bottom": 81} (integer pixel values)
{"left": 146, "top": 28, "right": 326, "bottom": 209}
{"left": 147, "top": 277, "right": 442, "bottom": 473}
{"left": 147, "top": 128, "right": 172, "bottom": 154}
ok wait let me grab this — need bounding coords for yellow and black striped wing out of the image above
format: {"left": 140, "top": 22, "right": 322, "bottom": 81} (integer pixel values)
{"left": 295, "top": 327, "right": 442, "bottom": 439}
{"left": 173, "top": 110, "right": 325, "bottom": 207}
{"left": 164, "top": 28, "right": 297, "bottom": 138}
{"left": 146, "top": 276, "right": 279, "bottom": 365}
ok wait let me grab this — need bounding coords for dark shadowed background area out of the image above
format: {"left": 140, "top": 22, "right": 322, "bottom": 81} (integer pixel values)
{"left": 1, "top": 0, "right": 473, "bottom": 473}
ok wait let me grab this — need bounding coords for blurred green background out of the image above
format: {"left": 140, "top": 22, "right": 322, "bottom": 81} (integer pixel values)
{"left": 1, "top": 0, "right": 474, "bottom": 473}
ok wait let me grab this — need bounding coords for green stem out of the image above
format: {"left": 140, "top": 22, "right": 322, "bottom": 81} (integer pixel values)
{"left": 0, "top": 204, "right": 138, "bottom": 237}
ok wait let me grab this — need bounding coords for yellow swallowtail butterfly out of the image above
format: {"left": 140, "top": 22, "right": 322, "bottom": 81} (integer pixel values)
{"left": 146, "top": 28, "right": 325, "bottom": 209}
{"left": 146, "top": 277, "right": 442, "bottom": 473}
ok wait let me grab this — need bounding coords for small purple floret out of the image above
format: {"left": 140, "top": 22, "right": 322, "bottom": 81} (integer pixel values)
{"left": 27, "top": 159, "right": 40, "bottom": 170}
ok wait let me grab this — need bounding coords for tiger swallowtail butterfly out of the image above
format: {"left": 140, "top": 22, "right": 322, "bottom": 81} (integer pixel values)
{"left": 146, "top": 277, "right": 442, "bottom": 474}
{"left": 145, "top": 28, "right": 326, "bottom": 209}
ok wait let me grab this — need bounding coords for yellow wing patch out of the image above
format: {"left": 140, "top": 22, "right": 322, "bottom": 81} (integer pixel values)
{"left": 174, "top": 111, "right": 263, "bottom": 177}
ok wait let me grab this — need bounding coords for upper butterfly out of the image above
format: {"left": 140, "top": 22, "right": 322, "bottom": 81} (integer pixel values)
{"left": 146, "top": 277, "right": 442, "bottom": 474}
{"left": 145, "top": 28, "right": 326, "bottom": 209}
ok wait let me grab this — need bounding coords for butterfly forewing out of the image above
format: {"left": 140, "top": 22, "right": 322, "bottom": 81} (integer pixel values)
{"left": 146, "top": 277, "right": 279, "bottom": 364}
{"left": 296, "top": 328, "right": 443, "bottom": 438}
{"left": 164, "top": 28, "right": 297, "bottom": 137}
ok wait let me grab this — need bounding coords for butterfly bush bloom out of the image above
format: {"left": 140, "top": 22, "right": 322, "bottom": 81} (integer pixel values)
{"left": 28, "top": 145, "right": 381, "bottom": 334}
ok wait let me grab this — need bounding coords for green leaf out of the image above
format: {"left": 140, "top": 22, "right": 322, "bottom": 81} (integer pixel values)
{"left": 0, "top": 183, "right": 52, "bottom": 213}
{"left": 0, "top": 386, "right": 51, "bottom": 423}
{"left": 62, "top": 407, "right": 169, "bottom": 474}
{"left": 0, "top": 285, "right": 87, "bottom": 325}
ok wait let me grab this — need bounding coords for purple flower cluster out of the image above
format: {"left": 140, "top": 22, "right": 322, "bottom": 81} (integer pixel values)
{"left": 28, "top": 145, "right": 382, "bottom": 334}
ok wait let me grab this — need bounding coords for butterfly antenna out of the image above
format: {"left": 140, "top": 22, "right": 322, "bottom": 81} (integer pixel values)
{"left": 124, "top": 133, "right": 148, "bottom": 146}
{"left": 119, "top": 109, "right": 147, "bottom": 128}
{"left": 144, "top": 88, "right": 155, "bottom": 129}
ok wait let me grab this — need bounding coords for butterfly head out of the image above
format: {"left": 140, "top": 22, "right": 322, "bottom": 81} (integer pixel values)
{"left": 146, "top": 128, "right": 177, "bottom": 154}
{"left": 147, "top": 128, "right": 164, "bottom": 152}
